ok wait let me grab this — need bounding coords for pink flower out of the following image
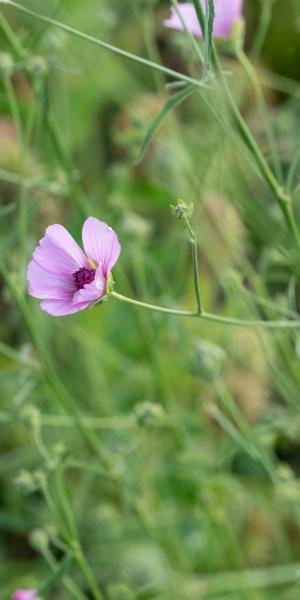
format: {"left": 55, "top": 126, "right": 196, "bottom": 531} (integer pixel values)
{"left": 27, "top": 217, "right": 121, "bottom": 316}
{"left": 164, "top": 0, "right": 243, "bottom": 39}
{"left": 11, "top": 591, "right": 38, "bottom": 600}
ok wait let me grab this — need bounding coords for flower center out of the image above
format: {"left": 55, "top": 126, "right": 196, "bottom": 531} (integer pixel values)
{"left": 73, "top": 267, "right": 96, "bottom": 290}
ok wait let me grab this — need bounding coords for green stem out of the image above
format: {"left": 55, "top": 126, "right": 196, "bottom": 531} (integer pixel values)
{"left": 4, "top": 0, "right": 299, "bottom": 248}
{"left": 0, "top": 411, "right": 136, "bottom": 429}
{"left": 75, "top": 549, "right": 104, "bottom": 600}
{"left": 111, "top": 291, "right": 300, "bottom": 329}
{"left": 49, "top": 464, "right": 104, "bottom": 600}
{"left": 3, "top": 75, "right": 22, "bottom": 144}
{"left": 192, "top": 0, "right": 300, "bottom": 250}
{"left": 236, "top": 47, "right": 283, "bottom": 182}
{"left": 172, "top": 0, "right": 204, "bottom": 66}
{"left": 0, "top": 259, "right": 112, "bottom": 466}
{"left": 184, "top": 219, "right": 202, "bottom": 314}
{"left": 250, "top": 0, "right": 274, "bottom": 59}
{"left": 1, "top": 0, "right": 207, "bottom": 90}
{"left": 0, "top": 6, "right": 25, "bottom": 56}
{"left": 286, "top": 123, "right": 300, "bottom": 192}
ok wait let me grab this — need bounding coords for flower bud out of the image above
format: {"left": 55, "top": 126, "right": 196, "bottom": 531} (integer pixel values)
{"left": 188, "top": 339, "right": 226, "bottom": 382}
{"left": 170, "top": 199, "right": 193, "bottom": 221}
{"left": 29, "top": 529, "right": 49, "bottom": 554}
{"left": 14, "top": 469, "right": 43, "bottom": 494}
{"left": 134, "top": 401, "right": 165, "bottom": 428}
{"left": 26, "top": 56, "right": 48, "bottom": 79}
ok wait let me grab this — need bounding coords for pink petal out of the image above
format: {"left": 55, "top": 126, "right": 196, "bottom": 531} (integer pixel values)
{"left": 213, "top": 0, "right": 243, "bottom": 38}
{"left": 82, "top": 217, "right": 121, "bottom": 278}
{"left": 11, "top": 591, "right": 37, "bottom": 600}
{"left": 40, "top": 299, "right": 91, "bottom": 316}
{"left": 72, "top": 267, "right": 106, "bottom": 306}
{"left": 33, "top": 224, "right": 87, "bottom": 276}
{"left": 164, "top": 0, "right": 243, "bottom": 39}
{"left": 164, "top": 3, "right": 202, "bottom": 37}
{"left": 27, "top": 259, "right": 75, "bottom": 300}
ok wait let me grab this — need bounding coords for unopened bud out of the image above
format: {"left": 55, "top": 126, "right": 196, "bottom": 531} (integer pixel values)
{"left": 27, "top": 56, "right": 48, "bottom": 78}
{"left": 170, "top": 199, "right": 193, "bottom": 221}
{"left": 134, "top": 401, "right": 165, "bottom": 428}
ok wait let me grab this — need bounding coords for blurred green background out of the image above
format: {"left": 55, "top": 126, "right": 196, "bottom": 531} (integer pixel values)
{"left": 1, "top": 0, "right": 300, "bottom": 598}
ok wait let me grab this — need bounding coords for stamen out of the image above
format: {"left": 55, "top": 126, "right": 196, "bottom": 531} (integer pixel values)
{"left": 73, "top": 267, "right": 96, "bottom": 290}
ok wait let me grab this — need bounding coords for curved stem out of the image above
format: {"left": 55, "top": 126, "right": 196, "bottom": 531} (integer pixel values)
{"left": 111, "top": 291, "right": 300, "bottom": 329}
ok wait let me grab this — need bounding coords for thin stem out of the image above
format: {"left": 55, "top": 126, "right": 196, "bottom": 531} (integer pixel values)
{"left": 75, "top": 549, "right": 104, "bottom": 600}
{"left": 0, "top": 412, "right": 136, "bottom": 429}
{"left": 1, "top": 1, "right": 208, "bottom": 90}
{"left": 184, "top": 219, "right": 203, "bottom": 313}
{"left": 251, "top": 0, "right": 275, "bottom": 60}
{"left": 3, "top": 75, "right": 23, "bottom": 144}
{"left": 5, "top": 0, "right": 299, "bottom": 249}
{"left": 0, "top": 259, "right": 112, "bottom": 465}
{"left": 236, "top": 48, "right": 283, "bottom": 182}
{"left": 111, "top": 291, "right": 300, "bottom": 329}
{"left": 286, "top": 123, "right": 300, "bottom": 192}
{"left": 172, "top": 0, "right": 204, "bottom": 66}
{"left": 0, "top": 6, "right": 25, "bottom": 57}
{"left": 46, "top": 465, "right": 104, "bottom": 600}
{"left": 192, "top": 0, "right": 300, "bottom": 251}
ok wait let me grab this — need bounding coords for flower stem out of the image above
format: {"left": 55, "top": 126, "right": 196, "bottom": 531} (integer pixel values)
{"left": 1, "top": 0, "right": 207, "bottom": 90}
{"left": 192, "top": 0, "right": 300, "bottom": 252}
{"left": 236, "top": 47, "right": 283, "bottom": 182}
{"left": 111, "top": 291, "right": 300, "bottom": 329}
{"left": 184, "top": 218, "right": 203, "bottom": 314}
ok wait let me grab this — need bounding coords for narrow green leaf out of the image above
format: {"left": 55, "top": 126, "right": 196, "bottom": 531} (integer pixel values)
{"left": 136, "top": 85, "right": 195, "bottom": 162}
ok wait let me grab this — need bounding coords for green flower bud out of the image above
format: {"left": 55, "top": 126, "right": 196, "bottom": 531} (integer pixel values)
{"left": 170, "top": 199, "right": 193, "bottom": 221}
{"left": 29, "top": 528, "right": 50, "bottom": 553}
{"left": 26, "top": 56, "right": 48, "bottom": 78}
{"left": 14, "top": 469, "right": 42, "bottom": 494}
{"left": 189, "top": 339, "right": 226, "bottom": 382}
{"left": 134, "top": 401, "right": 165, "bottom": 428}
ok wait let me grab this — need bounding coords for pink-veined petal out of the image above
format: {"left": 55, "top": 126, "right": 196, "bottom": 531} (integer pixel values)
{"left": 27, "top": 259, "right": 75, "bottom": 300}
{"left": 72, "top": 267, "right": 106, "bottom": 306}
{"left": 33, "top": 224, "right": 87, "bottom": 276}
{"left": 40, "top": 299, "right": 91, "bottom": 316}
{"left": 82, "top": 217, "right": 121, "bottom": 278}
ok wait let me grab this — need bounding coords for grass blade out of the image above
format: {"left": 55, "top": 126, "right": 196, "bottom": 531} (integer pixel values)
{"left": 136, "top": 85, "right": 195, "bottom": 162}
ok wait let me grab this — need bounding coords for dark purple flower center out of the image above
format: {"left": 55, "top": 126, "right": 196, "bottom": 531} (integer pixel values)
{"left": 73, "top": 267, "right": 96, "bottom": 290}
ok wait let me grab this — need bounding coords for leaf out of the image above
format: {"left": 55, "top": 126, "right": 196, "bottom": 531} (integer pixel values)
{"left": 136, "top": 85, "right": 195, "bottom": 163}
